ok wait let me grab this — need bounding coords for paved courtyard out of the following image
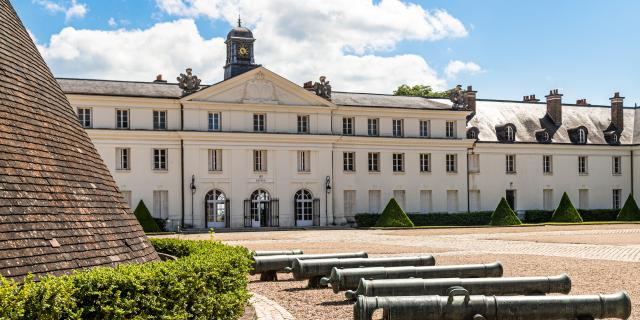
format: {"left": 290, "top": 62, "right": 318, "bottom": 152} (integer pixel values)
{"left": 169, "top": 224, "right": 640, "bottom": 319}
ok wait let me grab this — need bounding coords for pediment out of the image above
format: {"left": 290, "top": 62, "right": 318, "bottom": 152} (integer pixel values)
{"left": 183, "top": 67, "right": 334, "bottom": 107}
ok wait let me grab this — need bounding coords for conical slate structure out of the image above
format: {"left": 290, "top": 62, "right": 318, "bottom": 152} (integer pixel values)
{"left": 0, "top": 0, "right": 158, "bottom": 279}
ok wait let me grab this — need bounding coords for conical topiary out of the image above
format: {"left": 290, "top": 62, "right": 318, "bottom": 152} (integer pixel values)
{"left": 550, "top": 192, "right": 583, "bottom": 223}
{"left": 490, "top": 197, "right": 522, "bottom": 226}
{"left": 133, "top": 200, "right": 161, "bottom": 232}
{"left": 375, "top": 198, "right": 414, "bottom": 227}
{"left": 617, "top": 194, "right": 640, "bottom": 221}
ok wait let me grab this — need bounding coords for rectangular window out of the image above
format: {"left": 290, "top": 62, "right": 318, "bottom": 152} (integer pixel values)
{"left": 297, "top": 150, "right": 310, "bottom": 172}
{"left": 153, "top": 110, "right": 167, "bottom": 130}
{"left": 578, "top": 156, "right": 588, "bottom": 174}
{"left": 505, "top": 154, "right": 516, "bottom": 173}
{"left": 368, "top": 190, "right": 381, "bottom": 213}
{"left": 392, "top": 119, "right": 404, "bottom": 137}
{"left": 116, "top": 109, "right": 129, "bottom": 129}
{"left": 344, "top": 190, "right": 356, "bottom": 217}
{"left": 208, "top": 112, "right": 221, "bottom": 131}
{"left": 297, "top": 115, "right": 309, "bottom": 133}
{"left": 420, "top": 190, "right": 432, "bottom": 213}
{"left": 121, "top": 190, "right": 132, "bottom": 207}
{"left": 469, "top": 190, "right": 481, "bottom": 212}
{"left": 419, "top": 153, "right": 431, "bottom": 173}
{"left": 419, "top": 120, "right": 430, "bottom": 137}
{"left": 343, "top": 152, "right": 355, "bottom": 172}
{"left": 393, "top": 190, "right": 406, "bottom": 209}
{"left": 579, "top": 189, "right": 589, "bottom": 209}
{"left": 253, "top": 150, "right": 267, "bottom": 172}
{"left": 152, "top": 190, "right": 169, "bottom": 219}
{"left": 367, "top": 118, "right": 379, "bottom": 136}
{"left": 543, "top": 189, "right": 554, "bottom": 211}
{"left": 153, "top": 149, "right": 167, "bottom": 171}
{"left": 613, "top": 189, "right": 622, "bottom": 210}
{"left": 447, "top": 190, "right": 459, "bottom": 212}
{"left": 116, "top": 147, "right": 130, "bottom": 170}
{"left": 445, "top": 121, "right": 456, "bottom": 138}
{"left": 469, "top": 154, "right": 480, "bottom": 173}
{"left": 342, "top": 117, "right": 354, "bottom": 135}
{"left": 77, "top": 108, "right": 92, "bottom": 128}
{"left": 612, "top": 156, "right": 622, "bottom": 175}
{"left": 208, "top": 149, "right": 222, "bottom": 172}
{"left": 368, "top": 152, "right": 380, "bottom": 172}
{"left": 392, "top": 153, "right": 404, "bottom": 172}
{"left": 543, "top": 155, "right": 553, "bottom": 174}
{"left": 446, "top": 154, "right": 457, "bottom": 173}
{"left": 253, "top": 114, "right": 266, "bottom": 132}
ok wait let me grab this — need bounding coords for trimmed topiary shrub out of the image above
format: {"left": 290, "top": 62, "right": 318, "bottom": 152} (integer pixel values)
{"left": 375, "top": 198, "right": 414, "bottom": 227}
{"left": 490, "top": 197, "right": 522, "bottom": 226}
{"left": 133, "top": 200, "right": 161, "bottom": 232}
{"left": 550, "top": 192, "right": 583, "bottom": 223}
{"left": 617, "top": 194, "right": 640, "bottom": 221}
{"left": 0, "top": 239, "right": 252, "bottom": 320}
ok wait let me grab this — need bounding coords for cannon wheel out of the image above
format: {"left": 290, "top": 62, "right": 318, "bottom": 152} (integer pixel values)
{"left": 260, "top": 271, "right": 278, "bottom": 281}
{"left": 308, "top": 276, "right": 323, "bottom": 288}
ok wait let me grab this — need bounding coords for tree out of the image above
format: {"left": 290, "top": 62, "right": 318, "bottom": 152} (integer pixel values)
{"left": 393, "top": 84, "right": 450, "bottom": 98}
{"left": 617, "top": 194, "right": 640, "bottom": 221}
{"left": 550, "top": 192, "right": 583, "bottom": 223}
{"left": 375, "top": 198, "right": 414, "bottom": 227}
{"left": 490, "top": 197, "right": 522, "bottom": 226}
{"left": 133, "top": 200, "right": 161, "bottom": 232}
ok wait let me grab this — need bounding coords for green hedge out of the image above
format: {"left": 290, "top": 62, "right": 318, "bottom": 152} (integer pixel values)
{"left": 0, "top": 239, "right": 252, "bottom": 320}
{"left": 375, "top": 198, "right": 414, "bottom": 227}
{"left": 490, "top": 197, "right": 522, "bottom": 226}
{"left": 356, "top": 211, "right": 493, "bottom": 227}
{"left": 133, "top": 200, "right": 161, "bottom": 233}
{"left": 525, "top": 209, "right": 619, "bottom": 223}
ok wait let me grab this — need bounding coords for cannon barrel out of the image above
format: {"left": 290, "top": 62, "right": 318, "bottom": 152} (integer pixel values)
{"left": 251, "top": 252, "right": 368, "bottom": 276}
{"left": 354, "top": 291, "right": 631, "bottom": 320}
{"left": 345, "top": 273, "right": 571, "bottom": 300}
{"left": 292, "top": 255, "right": 435, "bottom": 287}
{"left": 253, "top": 250, "right": 303, "bottom": 257}
{"left": 322, "top": 262, "right": 503, "bottom": 293}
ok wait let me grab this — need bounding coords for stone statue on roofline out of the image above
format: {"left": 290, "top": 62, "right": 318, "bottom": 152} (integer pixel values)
{"left": 177, "top": 68, "right": 201, "bottom": 94}
{"left": 449, "top": 84, "right": 468, "bottom": 109}
{"left": 313, "top": 76, "right": 332, "bottom": 100}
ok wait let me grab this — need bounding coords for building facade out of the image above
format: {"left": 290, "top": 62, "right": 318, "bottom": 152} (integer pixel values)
{"left": 57, "top": 25, "right": 640, "bottom": 230}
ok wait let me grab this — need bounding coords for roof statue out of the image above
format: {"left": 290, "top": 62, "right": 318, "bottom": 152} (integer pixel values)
{"left": 313, "top": 76, "right": 332, "bottom": 100}
{"left": 0, "top": 0, "right": 159, "bottom": 280}
{"left": 177, "top": 68, "right": 202, "bottom": 94}
{"left": 449, "top": 84, "right": 468, "bottom": 109}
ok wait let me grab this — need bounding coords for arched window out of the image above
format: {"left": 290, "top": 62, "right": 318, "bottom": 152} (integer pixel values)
{"left": 543, "top": 131, "right": 550, "bottom": 142}
{"left": 506, "top": 126, "right": 515, "bottom": 142}
{"left": 294, "top": 190, "right": 313, "bottom": 224}
{"left": 612, "top": 133, "right": 618, "bottom": 144}
{"left": 205, "top": 190, "right": 226, "bottom": 226}
{"left": 578, "top": 128, "right": 587, "bottom": 144}
{"left": 250, "top": 189, "right": 270, "bottom": 227}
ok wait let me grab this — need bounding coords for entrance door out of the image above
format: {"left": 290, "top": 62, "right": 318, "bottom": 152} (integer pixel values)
{"left": 294, "top": 189, "right": 314, "bottom": 227}
{"left": 251, "top": 189, "right": 270, "bottom": 228}
{"left": 205, "top": 190, "right": 227, "bottom": 229}
{"left": 506, "top": 190, "right": 516, "bottom": 210}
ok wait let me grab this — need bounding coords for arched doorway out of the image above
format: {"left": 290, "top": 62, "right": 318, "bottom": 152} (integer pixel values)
{"left": 250, "top": 189, "right": 270, "bottom": 228}
{"left": 205, "top": 189, "right": 227, "bottom": 228}
{"left": 294, "top": 189, "right": 314, "bottom": 227}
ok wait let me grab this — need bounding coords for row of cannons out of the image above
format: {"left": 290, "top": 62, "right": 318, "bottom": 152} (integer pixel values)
{"left": 252, "top": 250, "right": 632, "bottom": 320}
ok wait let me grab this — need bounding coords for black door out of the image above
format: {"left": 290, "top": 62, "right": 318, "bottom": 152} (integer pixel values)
{"left": 506, "top": 190, "right": 516, "bottom": 210}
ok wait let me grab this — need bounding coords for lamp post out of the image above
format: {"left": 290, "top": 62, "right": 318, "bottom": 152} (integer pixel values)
{"left": 325, "top": 175, "right": 332, "bottom": 226}
{"left": 189, "top": 174, "right": 196, "bottom": 228}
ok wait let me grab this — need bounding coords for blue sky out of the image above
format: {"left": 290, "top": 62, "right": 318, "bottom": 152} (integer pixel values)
{"left": 13, "top": 0, "right": 640, "bottom": 105}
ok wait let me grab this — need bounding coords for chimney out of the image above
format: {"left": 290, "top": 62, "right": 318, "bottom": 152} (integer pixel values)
{"left": 303, "top": 81, "right": 314, "bottom": 91}
{"left": 609, "top": 92, "right": 624, "bottom": 130}
{"left": 465, "top": 85, "right": 477, "bottom": 112}
{"left": 153, "top": 74, "right": 167, "bottom": 83}
{"left": 523, "top": 94, "right": 539, "bottom": 102}
{"left": 576, "top": 98, "right": 588, "bottom": 106}
{"left": 545, "top": 89, "right": 563, "bottom": 126}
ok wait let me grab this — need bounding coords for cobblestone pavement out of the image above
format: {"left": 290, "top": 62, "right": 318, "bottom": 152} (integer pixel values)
{"left": 250, "top": 292, "right": 295, "bottom": 320}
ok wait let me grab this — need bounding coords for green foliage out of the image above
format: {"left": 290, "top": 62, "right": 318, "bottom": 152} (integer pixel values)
{"left": 133, "top": 200, "right": 161, "bottom": 233}
{"left": 375, "top": 198, "right": 414, "bottom": 227}
{"left": 551, "top": 192, "right": 583, "bottom": 223}
{"left": 356, "top": 212, "right": 493, "bottom": 227}
{"left": 490, "top": 198, "right": 522, "bottom": 226}
{"left": 523, "top": 210, "right": 553, "bottom": 223}
{"left": 393, "top": 84, "right": 450, "bottom": 98}
{"left": 0, "top": 239, "right": 252, "bottom": 320}
{"left": 580, "top": 209, "right": 619, "bottom": 221}
{"left": 617, "top": 194, "right": 640, "bottom": 221}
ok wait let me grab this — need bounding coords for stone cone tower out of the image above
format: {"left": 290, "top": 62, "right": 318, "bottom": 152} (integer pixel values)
{"left": 0, "top": 0, "right": 158, "bottom": 280}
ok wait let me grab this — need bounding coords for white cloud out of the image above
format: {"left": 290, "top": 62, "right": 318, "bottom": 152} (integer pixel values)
{"left": 108, "top": 17, "right": 117, "bottom": 27}
{"left": 36, "top": 0, "right": 471, "bottom": 93}
{"left": 65, "top": 0, "right": 87, "bottom": 22}
{"left": 444, "top": 60, "right": 482, "bottom": 79}
{"left": 34, "top": 0, "right": 87, "bottom": 22}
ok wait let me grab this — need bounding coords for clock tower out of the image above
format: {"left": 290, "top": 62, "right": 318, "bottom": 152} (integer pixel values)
{"left": 223, "top": 18, "right": 258, "bottom": 80}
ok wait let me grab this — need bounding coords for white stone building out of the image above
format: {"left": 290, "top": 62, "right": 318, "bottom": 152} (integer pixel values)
{"left": 56, "top": 24, "right": 640, "bottom": 230}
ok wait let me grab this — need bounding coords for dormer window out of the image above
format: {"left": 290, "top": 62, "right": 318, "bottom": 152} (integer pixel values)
{"left": 568, "top": 126, "right": 588, "bottom": 145}
{"left": 496, "top": 124, "right": 516, "bottom": 143}
{"left": 506, "top": 126, "right": 515, "bottom": 142}
{"left": 535, "top": 129, "right": 552, "bottom": 143}
{"left": 612, "top": 134, "right": 618, "bottom": 144}
{"left": 578, "top": 128, "right": 586, "bottom": 144}
{"left": 466, "top": 127, "right": 479, "bottom": 140}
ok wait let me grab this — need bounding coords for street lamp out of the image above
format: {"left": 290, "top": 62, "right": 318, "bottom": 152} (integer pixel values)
{"left": 189, "top": 174, "right": 196, "bottom": 228}
{"left": 325, "top": 176, "right": 331, "bottom": 226}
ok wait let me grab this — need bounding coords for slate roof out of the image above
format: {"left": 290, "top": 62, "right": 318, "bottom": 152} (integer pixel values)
{"left": 57, "top": 78, "right": 186, "bottom": 99}
{"left": 465, "top": 100, "right": 636, "bottom": 145}
{"left": 0, "top": 0, "right": 158, "bottom": 280}
{"left": 331, "top": 92, "right": 453, "bottom": 110}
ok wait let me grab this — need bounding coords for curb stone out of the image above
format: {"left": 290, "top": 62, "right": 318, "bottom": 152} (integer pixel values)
{"left": 250, "top": 292, "right": 295, "bottom": 320}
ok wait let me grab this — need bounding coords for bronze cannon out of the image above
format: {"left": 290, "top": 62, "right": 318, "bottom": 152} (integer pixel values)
{"left": 253, "top": 250, "right": 303, "bottom": 257}
{"left": 251, "top": 252, "right": 368, "bottom": 281}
